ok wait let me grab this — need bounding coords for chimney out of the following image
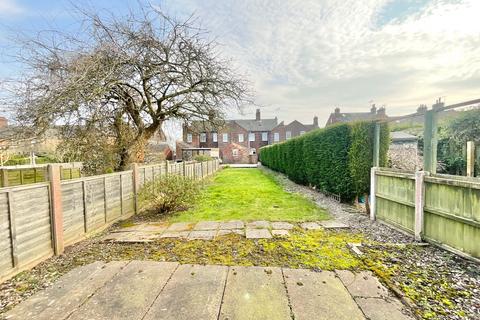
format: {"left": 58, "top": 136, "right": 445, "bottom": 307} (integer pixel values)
{"left": 377, "top": 106, "right": 386, "bottom": 117}
{"left": 313, "top": 116, "right": 318, "bottom": 127}
{"left": 0, "top": 117, "right": 7, "bottom": 128}
{"left": 256, "top": 109, "right": 261, "bottom": 121}
{"left": 334, "top": 107, "right": 340, "bottom": 115}
{"left": 417, "top": 104, "right": 427, "bottom": 114}
{"left": 370, "top": 104, "right": 377, "bottom": 114}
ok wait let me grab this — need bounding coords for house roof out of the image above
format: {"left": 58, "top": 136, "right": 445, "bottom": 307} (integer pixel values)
{"left": 334, "top": 112, "right": 380, "bottom": 122}
{"left": 391, "top": 131, "right": 418, "bottom": 142}
{"left": 232, "top": 118, "right": 278, "bottom": 132}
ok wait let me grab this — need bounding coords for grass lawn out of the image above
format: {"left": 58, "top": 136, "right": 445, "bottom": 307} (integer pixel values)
{"left": 170, "top": 168, "right": 329, "bottom": 222}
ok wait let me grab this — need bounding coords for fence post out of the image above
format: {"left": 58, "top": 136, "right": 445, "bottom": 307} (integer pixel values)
{"left": 183, "top": 161, "right": 186, "bottom": 177}
{"left": 414, "top": 171, "right": 426, "bottom": 241}
{"left": 48, "top": 164, "right": 64, "bottom": 255}
{"left": 165, "top": 161, "right": 169, "bottom": 176}
{"left": 1, "top": 169, "right": 8, "bottom": 187}
{"left": 424, "top": 106, "right": 439, "bottom": 173}
{"left": 132, "top": 163, "right": 140, "bottom": 215}
{"left": 370, "top": 167, "right": 377, "bottom": 221}
{"left": 467, "top": 141, "right": 475, "bottom": 177}
{"left": 373, "top": 122, "right": 380, "bottom": 167}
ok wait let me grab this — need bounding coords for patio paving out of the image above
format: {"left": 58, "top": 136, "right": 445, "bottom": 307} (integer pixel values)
{"left": 104, "top": 220, "right": 349, "bottom": 242}
{"left": 4, "top": 261, "right": 415, "bottom": 320}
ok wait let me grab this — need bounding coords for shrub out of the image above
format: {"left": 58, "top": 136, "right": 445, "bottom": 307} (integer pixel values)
{"left": 139, "top": 175, "right": 200, "bottom": 213}
{"left": 194, "top": 154, "right": 213, "bottom": 162}
{"left": 260, "top": 121, "right": 389, "bottom": 202}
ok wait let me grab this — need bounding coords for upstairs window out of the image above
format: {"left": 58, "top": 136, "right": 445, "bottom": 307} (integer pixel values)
{"left": 222, "top": 133, "right": 229, "bottom": 142}
{"left": 286, "top": 131, "right": 292, "bottom": 140}
{"left": 186, "top": 133, "right": 193, "bottom": 143}
{"left": 238, "top": 134, "right": 244, "bottom": 143}
{"left": 262, "top": 132, "right": 268, "bottom": 142}
{"left": 249, "top": 133, "right": 255, "bottom": 142}
{"left": 212, "top": 132, "right": 218, "bottom": 142}
{"left": 200, "top": 132, "right": 207, "bottom": 142}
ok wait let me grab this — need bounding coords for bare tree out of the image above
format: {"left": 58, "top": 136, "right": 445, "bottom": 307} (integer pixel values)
{"left": 10, "top": 5, "right": 250, "bottom": 170}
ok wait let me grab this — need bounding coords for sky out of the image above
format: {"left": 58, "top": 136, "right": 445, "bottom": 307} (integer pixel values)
{"left": 1, "top": 0, "right": 480, "bottom": 127}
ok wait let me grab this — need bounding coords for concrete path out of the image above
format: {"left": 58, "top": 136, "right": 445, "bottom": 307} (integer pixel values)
{"left": 4, "top": 261, "right": 414, "bottom": 320}
{"left": 103, "top": 220, "right": 349, "bottom": 243}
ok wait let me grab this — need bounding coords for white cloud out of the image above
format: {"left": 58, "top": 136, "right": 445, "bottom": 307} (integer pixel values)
{"left": 166, "top": 0, "right": 480, "bottom": 124}
{"left": 0, "top": 0, "right": 23, "bottom": 17}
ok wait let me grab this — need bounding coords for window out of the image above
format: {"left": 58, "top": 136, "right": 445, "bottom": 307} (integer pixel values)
{"left": 274, "top": 132, "right": 280, "bottom": 142}
{"left": 222, "top": 133, "right": 229, "bottom": 142}
{"left": 262, "top": 132, "right": 268, "bottom": 142}
{"left": 249, "top": 133, "right": 255, "bottom": 142}
{"left": 200, "top": 132, "right": 207, "bottom": 143}
{"left": 232, "top": 149, "right": 239, "bottom": 157}
{"left": 286, "top": 131, "right": 292, "bottom": 140}
{"left": 300, "top": 131, "right": 306, "bottom": 135}
{"left": 186, "top": 133, "right": 193, "bottom": 143}
{"left": 238, "top": 134, "right": 244, "bottom": 143}
{"left": 212, "top": 132, "right": 218, "bottom": 142}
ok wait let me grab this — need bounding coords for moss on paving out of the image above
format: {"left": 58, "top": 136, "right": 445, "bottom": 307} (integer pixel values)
{"left": 362, "top": 245, "right": 475, "bottom": 319}
{"left": 170, "top": 168, "right": 329, "bottom": 222}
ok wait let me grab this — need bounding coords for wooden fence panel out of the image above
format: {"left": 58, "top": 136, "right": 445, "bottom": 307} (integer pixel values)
{"left": 84, "top": 178, "right": 107, "bottom": 231}
{"left": 11, "top": 185, "right": 53, "bottom": 269}
{"left": 61, "top": 181, "right": 85, "bottom": 245}
{"left": 0, "top": 192, "right": 12, "bottom": 275}
{"left": 105, "top": 175, "right": 122, "bottom": 222}
{"left": 424, "top": 176, "right": 480, "bottom": 258}
{"left": 121, "top": 172, "right": 134, "bottom": 216}
{"left": 375, "top": 171, "right": 416, "bottom": 233}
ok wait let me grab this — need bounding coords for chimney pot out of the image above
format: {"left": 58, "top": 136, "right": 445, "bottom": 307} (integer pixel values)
{"left": 334, "top": 107, "right": 340, "bottom": 115}
{"left": 313, "top": 116, "right": 318, "bottom": 127}
{"left": 256, "top": 109, "right": 261, "bottom": 121}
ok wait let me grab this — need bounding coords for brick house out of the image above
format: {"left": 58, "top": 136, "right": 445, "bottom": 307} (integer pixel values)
{"left": 325, "top": 105, "right": 388, "bottom": 126}
{"left": 179, "top": 109, "right": 319, "bottom": 164}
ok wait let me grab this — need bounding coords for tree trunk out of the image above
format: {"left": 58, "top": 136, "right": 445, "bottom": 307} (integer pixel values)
{"left": 117, "top": 127, "right": 158, "bottom": 171}
{"left": 365, "top": 193, "right": 370, "bottom": 216}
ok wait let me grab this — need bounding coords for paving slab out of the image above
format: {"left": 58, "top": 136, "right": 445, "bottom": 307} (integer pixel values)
{"left": 216, "top": 229, "right": 244, "bottom": 237}
{"left": 188, "top": 230, "right": 216, "bottom": 240}
{"left": 219, "top": 220, "right": 244, "bottom": 229}
{"left": 160, "top": 231, "right": 191, "bottom": 238}
{"left": 272, "top": 229, "right": 290, "bottom": 237}
{"left": 219, "top": 266, "right": 291, "bottom": 320}
{"left": 194, "top": 221, "right": 220, "bottom": 230}
{"left": 300, "top": 222, "right": 322, "bottom": 230}
{"left": 319, "top": 220, "right": 350, "bottom": 229}
{"left": 102, "top": 231, "right": 160, "bottom": 242}
{"left": 271, "top": 221, "right": 295, "bottom": 230}
{"left": 68, "top": 261, "right": 178, "bottom": 320}
{"left": 115, "top": 223, "right": 168, "bottom": 233}
{"left": 144, "top": 264, "right": 228, "bottom": 320}
{"left": 4, "top": 261, "right": 127, "bottom": 320}
{"left": 246, "top": 228, "right": 272, "bottom": 239}
{"left": 283, "top": 268, "right": 365, "bottom": 320}
{"left": 356, "top": 297, "right": 415, "bottom": 320}
{"left": 246, "top": 220, "right": 271, "bottom": 229}
{"left": 167, "top": 222, "right": 194, "bottom": 231}
{"left": 336, "top": 270, "right": 389, "bottom": 298}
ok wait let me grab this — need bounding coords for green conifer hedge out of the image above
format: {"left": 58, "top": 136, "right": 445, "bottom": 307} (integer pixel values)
{"left": 259, "top": 122, "right": 389, "bottom": 202}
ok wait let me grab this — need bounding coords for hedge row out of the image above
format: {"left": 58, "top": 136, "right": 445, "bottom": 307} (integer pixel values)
{"left": 259, "top": 122, "right": 389, "bottom": 202}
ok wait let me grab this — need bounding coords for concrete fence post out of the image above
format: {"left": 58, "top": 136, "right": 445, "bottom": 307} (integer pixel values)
{"left": 467, "top": 141, "right": 475, "bottom": 177}
{"left": 370, "top": 167, "right": 378, "bottom": 221}
{"left": 48, "top": 164, "right": 64, "bottom": 255}
{"left": 1, "top": 169, "right": 8, "bottom": 187}
{"left": 132, "top": 163, "right": 140, "bottom": 215}
{"left": 414, "top": 171, "right": 426, "bottom": 241}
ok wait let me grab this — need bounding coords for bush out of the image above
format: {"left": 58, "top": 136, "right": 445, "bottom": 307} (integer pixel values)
{"left": 193, "top": 154, "right": 213, "bottom": 162}
{"left": 260, "top": 121, "right": 389, "bottom": 202}
{"left": 139, "top": 175, "right": 200, "bottom": 213}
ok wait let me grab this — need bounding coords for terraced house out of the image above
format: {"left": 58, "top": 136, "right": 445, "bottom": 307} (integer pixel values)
{"left": 180, "top": 109, "right": 319, "bottom": 164}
